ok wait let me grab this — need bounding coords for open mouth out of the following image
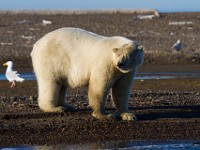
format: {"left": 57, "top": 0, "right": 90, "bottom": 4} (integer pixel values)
{"left": 117, "top": 62, "right": 124, "bottom": 69}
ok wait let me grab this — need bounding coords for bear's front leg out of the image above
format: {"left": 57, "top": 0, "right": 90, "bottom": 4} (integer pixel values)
{"left": 88, "top": 79, "right": 113, "bottom": 120}
{"left": 112, "top": 71, "right": 137, "bottom": 121}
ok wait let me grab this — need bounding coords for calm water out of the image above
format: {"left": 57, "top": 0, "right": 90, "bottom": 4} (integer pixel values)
{"left": 1, "top": 141, "right": 200, "bottom": 150}
{"left": 0, "top": 72, "right": 200, "bottom": 81}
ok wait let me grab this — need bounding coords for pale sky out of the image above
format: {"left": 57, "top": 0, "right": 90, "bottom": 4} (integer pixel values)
{"left": 0, "top": 0, "right": 199, "bottom": 12}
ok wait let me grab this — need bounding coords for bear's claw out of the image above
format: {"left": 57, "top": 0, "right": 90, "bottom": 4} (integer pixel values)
{"left": 120, "top": 113, "right": 138, "bottom": 121}
{"left": 92, "top": 112, "right": 115, "bottom": 120}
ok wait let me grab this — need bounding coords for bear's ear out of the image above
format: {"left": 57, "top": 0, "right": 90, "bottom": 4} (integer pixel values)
{"left": 113, "top": 47, "right": 121, "bottom": 54}
{"left": 113, "top": 44, "right": 134, "bottom": 53}
{"left": 113, "top": 44, "right": 135, "bottom": 55}
{"left": 121, "top": 44, "right": 134, "bottom": 50}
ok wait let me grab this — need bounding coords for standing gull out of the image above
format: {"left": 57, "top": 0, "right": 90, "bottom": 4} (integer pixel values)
{"left": 172, "top": 39, "right": 182, "bottom": 51}
{"left": 3, "top": 61, "right": 25, "bottom": 88}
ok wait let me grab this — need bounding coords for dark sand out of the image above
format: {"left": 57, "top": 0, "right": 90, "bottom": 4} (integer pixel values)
{"left": 1, "top": 77, "right": 200, "bottom": 146}
{"left": 0, "top": 12, "right": 200, "bottom": 146}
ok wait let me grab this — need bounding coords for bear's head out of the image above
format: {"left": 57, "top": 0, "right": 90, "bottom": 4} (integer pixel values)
{"left": 113, "top": 42, "right": 144, "bottom": 73}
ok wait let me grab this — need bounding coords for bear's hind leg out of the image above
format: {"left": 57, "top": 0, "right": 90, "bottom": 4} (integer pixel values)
{"left": 38, "top": 80, "right": 65, "bottom": 113}
{"left": 58, "top": 85, "right": 76, "bottom": 111}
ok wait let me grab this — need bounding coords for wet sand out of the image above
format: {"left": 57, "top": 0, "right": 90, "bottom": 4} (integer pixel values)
{"left": 1, "top": 72, "right": 200, "bottom": 146}
{"left": 0, "top": 12, "right": 200, "bottom": 146}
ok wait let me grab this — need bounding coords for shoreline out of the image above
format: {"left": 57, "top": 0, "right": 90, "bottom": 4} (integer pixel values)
{"left": 0, "top": 9, "right": 160, "bottom": 15}
{"left": 0, "top": 9, "right": 199, "bottom": 14}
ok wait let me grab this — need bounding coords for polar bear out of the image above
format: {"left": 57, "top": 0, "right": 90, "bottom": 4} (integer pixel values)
{"left": 31, "top": 27, "right": 144, "bottom": 121}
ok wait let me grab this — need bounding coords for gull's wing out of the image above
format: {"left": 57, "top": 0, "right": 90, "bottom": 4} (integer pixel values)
{"left": 173, "top": 42, "right": 182, "bottom": 51}
{"left": 5, "top": 71, "right": 25, "bottom": 82}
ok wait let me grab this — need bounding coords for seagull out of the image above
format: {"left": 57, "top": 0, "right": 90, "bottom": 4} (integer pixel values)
{"left": 172, "top": 39, "right": 182, "bottom": 51}
{"left": 42, "top": 20, "right": 52, "bottom": 26}
{"left": 3, "top": 61, "right": 25, "bottom": 88}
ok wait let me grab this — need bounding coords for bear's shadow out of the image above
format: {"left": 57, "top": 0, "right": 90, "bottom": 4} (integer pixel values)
{"left": 130, "top": 105, "right": 200, "bottom": 121}
{"left": 2, "top": 106, "right": 200, "bottom": 121}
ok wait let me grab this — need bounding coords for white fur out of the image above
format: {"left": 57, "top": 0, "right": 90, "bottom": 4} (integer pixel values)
{"left": 31, "top": 27, "right": 144, "bottom": 120}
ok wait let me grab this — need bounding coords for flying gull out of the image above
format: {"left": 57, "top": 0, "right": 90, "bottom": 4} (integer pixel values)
{"left": 3, "top": 61, "right": 25, "bottom": 88}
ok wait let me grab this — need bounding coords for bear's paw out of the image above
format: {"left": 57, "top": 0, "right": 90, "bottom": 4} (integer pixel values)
{"left": 92, "top": 112, "right": 115, "bottom": 120}
{"left": 120, "top": 113, "right": 138, "bottom": 121}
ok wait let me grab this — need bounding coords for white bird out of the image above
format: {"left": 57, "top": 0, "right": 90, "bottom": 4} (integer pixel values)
{"left": 3, "top": 61, "right": 25, "bottom": 88}
{"left": 137, "top": 15, "right": 155, "bottom": 20}
{"left": 172, "top": 39, "right": 182, "bottom": 51}
{"left": 42, "top": 20, "right": 52, "bottom": 26}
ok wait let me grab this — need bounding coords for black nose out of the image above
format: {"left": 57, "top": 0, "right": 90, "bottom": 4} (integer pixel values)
{"left": 117, "top": 62, "right": 124, "bottom": 69}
